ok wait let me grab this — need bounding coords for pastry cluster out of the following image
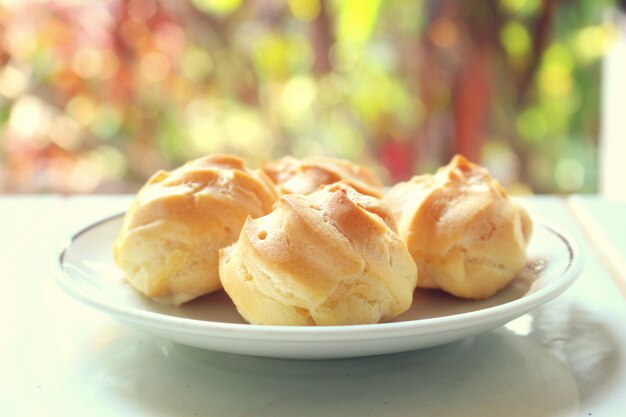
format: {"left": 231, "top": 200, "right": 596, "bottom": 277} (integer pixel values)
{"left": 114, "top": 153, "right": 532, "bottom": 325}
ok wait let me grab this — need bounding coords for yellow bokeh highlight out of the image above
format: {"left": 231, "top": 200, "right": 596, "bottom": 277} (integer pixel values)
{"left": 349, "top": 70, "right": 408, "bottom": 122}
{"left": 281, "top": 76, "right": 317, "bottom": 115}
{"left": 5, "top": 24, "right": 37, "bottom": 61}
{"left": 538, "top": 44, "right": 573, "bottom": 98}
{"left": 187, "top": 118, "right": 224, "bottom": 155}
{"left": 254, "top": 34, "right": 288, "bottom": 78}
{"left": 336, "top": 0, "right": 382, "bottom": 45}
{"left": 539, "top": 66, "right": 572, "bottom": 98}
{"left": 86, "top": 146, "right": 127, "bottom": 180}
{"left": 191, "top": 0, "right": 241, "bottom": 16}
{"left": 181, "top": 47, "right": 213, "bottom": 81}
{"left": 288, "top": 0, "right": 320, "bottom": 21}
{"left": 543, "top": 43, "right": 575, "bottom": 71}
{"left": 184, "top": 99, "right": 274, "bottom": 161}
{"left": 516, "top": 107, "right": 547, "bottom": 143}
{"left": 8, "top": 95, "right": 51, "bottom": 141}
{"left": 573, "top": 24, "right": 617, "bottom": 64}
{"left": 326, "top": 121, "right": 364, "bottom": 159}
{"left": 500, "top": 21, "right": 531, "bottom": 58}
{"left": 71, "top": 48, "right": 118, "bottom": 80}
{"left": 65, "top": 95, "right": 98, "bottom": 127}
{"left": 0, "top": 65, "right": 28, "bottom": 98}
{"left": 500, "top": 0, "right": 540, "bottom": 16}
{"left": 224, "top": 110, "right": 273, "bottom": 156}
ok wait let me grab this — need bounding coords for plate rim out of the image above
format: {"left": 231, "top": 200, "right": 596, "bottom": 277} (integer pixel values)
{"left": 53, "top": 212, "right": 582, "bottom": 342}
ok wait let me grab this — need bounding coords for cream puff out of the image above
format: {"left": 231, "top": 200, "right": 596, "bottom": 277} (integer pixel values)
{"left": 113, "top": 154, "right": 278, "bottom": 305}
{"left": 383, "top": 155, "right": 533, "bottom": 299}
{"left": 219, "top": 184, "right": 417, "bottom": 325}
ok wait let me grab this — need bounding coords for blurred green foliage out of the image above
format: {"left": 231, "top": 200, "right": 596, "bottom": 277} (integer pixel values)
{"left": 0, "top": 0, "right": 617, "bottom": 193}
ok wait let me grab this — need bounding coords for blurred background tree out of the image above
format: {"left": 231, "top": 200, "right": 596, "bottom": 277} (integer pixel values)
{"left": 0, "top": 0, "right": 618, "bottom": 193}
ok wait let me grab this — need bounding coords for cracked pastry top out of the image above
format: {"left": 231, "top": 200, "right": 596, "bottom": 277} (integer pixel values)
{"left": 261, "top": 156, "right": 385, "bottom": 198}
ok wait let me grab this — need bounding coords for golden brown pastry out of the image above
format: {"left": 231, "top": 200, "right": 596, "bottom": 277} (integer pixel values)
{"left": 113, "top": 154, "right": 278, "bottom": 305}
{"left": 261, "top": 156, "right": 385, "bottom": 198}
{"left": 383, "top": 155, "right": 533, "bottom": 299}
{"left": 219, "top": 184, "right": 417, "bottom": 325}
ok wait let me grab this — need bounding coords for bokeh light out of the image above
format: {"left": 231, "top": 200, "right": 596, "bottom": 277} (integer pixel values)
{"left": 0, "top": 0, "right": 618, "bottom": 193}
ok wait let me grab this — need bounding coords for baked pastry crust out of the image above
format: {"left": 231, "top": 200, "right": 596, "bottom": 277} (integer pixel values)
{"left": 113, "top": 154, "right": 278, "bottom": 305}
{"left": 383, "top": 155, "right": 533, "bottom": 299}
{"left": 219, "top": 184, "right": 417, "bottom": 325}
{"left": 262, "top": 156, "right": 385, "bottom": 198}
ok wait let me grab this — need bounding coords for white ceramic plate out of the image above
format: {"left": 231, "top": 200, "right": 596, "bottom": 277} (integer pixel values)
{"left": 54, "top": 213, "right": 581, "bottom": 360}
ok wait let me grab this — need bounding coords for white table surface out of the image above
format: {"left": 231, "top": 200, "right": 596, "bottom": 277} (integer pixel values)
{"left": 1, "top": 195, "right": 625, "bottom": 417}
